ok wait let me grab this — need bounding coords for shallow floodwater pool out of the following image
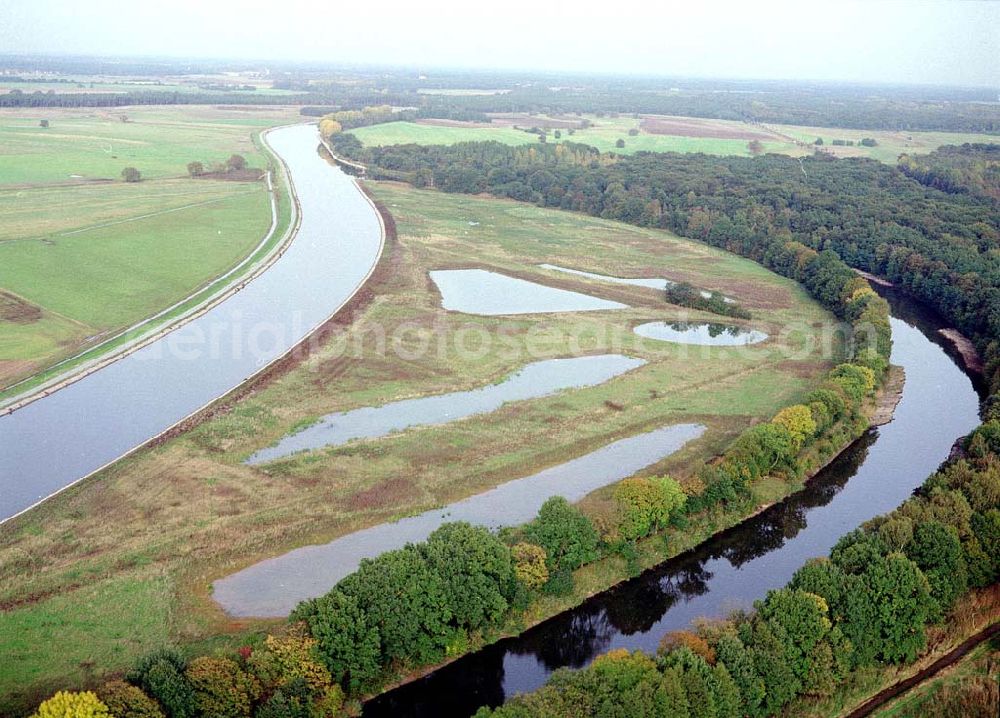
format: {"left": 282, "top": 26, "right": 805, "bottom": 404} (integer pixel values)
{"left": 246, "top": 354, "right": 646, "bottom": 464}
{"left": 634, "top": 321, "right": 767, "bottom": 346}
{"left": 215, "top": 422, "right": 705, "bottom": 616}
{"left": 430, "top": 268, "right": 627, "bottom": 315}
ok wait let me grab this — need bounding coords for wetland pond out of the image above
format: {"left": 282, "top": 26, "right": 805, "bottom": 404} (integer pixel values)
{"left": 430, "top": 268, "right": 627, "bottom": 315}
{"left": 247, "top": 354, "right": 646, "bottom": 464}
{"left": 633, "top": 321, "right": 768, "bottom": 346}
{"left": 214, "top": 423, "right": 705, "bottom": 617}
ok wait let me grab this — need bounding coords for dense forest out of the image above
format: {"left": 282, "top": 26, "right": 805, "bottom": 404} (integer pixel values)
{"left": 332, "top": 135, "right": 1000, "bottom": 396}
{"left": 412, "top": 84, "right": 1000, "bottom": 133}
{"left": 899, "top": 143, "right": 1000, "bottom": 199}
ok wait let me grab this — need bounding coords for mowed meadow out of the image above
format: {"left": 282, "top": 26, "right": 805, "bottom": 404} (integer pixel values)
{"left": 0, "top": 105, "right": 299, "bottom": 390}
{"left": 0, "top": 180, "right": 841, "bottom": 710}
{"left": 348, "top": 112, "right": 991, "bottom": 160}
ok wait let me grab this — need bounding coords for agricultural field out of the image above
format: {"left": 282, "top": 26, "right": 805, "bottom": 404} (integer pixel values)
{"left": 348, "top": 113, "right": 995, "bottom": 160}
{"left": 0, "top": 105, "right": 300, "bottom": 389}
{"left": 0, "top": 180, "right": 840, "bottom": 710}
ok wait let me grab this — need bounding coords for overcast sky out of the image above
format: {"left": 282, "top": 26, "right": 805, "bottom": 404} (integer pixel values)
{"left": 1, "top": 0, "right": 997, "bottom": 87}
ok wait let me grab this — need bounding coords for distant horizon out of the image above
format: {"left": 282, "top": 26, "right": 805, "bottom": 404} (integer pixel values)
{"left": 1, "top": 51, "right": 997, "bottom": 94}
{"left": 2, "top": 0, "right": 997, "bottom": 88}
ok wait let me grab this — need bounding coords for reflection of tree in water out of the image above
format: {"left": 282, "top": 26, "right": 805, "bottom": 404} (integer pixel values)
{"left": 510, "top": 606, "right": 614, "bottom": 671}
{"left": 602, "top": 561, "right": 703, "bottom": 634}
{"left": 875, "top": 285, "right": 987, "bottom": 397}
{"left": 363, "top": 636, "right": 507, "bottom": 717}
{"left": 719, "top": 429, "right": 874, "bottom": 567}
{"left": 666, "top": 322, "right": 748, "bottom": 340}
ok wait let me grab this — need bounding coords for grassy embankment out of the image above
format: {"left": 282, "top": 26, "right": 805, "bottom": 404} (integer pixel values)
{"left": 868, "top": 634, "right": 998, "bottom": 718}
{"left": 348, "top": 113, "right": 992, "bottom": 160}
{"left": 0, "top": 181, "right": 841, "bottom": 712}
{"left": 0, "top": 105, "right": 300, "bottom": 394}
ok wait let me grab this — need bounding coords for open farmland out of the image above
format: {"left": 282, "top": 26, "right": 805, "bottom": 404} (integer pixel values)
{"left": 0, "top": 179, "right": 841, "bottom": 709}
{"left": 0, "top": 105, "right": 299, "bottom": 389}
{"left": 349, "top": 112, "right": 994, "bottom": 160}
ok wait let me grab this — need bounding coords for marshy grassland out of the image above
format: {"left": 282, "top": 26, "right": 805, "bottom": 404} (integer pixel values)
{"left": 0, "top": 105, "right": 300, "bottom": 390}
{"left": 0, "top": 181, "right": 841, "bottom": 710}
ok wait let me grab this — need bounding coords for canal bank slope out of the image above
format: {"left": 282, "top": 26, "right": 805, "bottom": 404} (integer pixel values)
{"left": 0, "top": 124, "right": 386, "bottom": 524}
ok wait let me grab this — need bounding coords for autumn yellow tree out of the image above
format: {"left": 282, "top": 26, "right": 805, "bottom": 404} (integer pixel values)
{"left": 772, "top": 404, "right": 818, "bottom": 449}
{"left": 319, "top": 117, "right": 343, "bottom": 140}
{"left": 511, "top": 542, "right": 549, "bottom": 589}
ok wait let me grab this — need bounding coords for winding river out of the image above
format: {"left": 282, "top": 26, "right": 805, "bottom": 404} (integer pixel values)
{"left": 0, "top": 125, "right": 384, "bottom": 523}
{"left": 363, "top": 287, "right": 981, "bottom": 717}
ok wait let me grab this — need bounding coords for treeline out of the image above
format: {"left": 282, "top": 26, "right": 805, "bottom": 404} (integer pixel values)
{"left": 334, "top": 137, "right": 996, "bottom": 389}
{"left": 318, "top": 106, "right": 402, "bottom": 138}
{"left": 5, "top": 57, "right": 998, "bottom": 133}
{"left": 898, "top": 143, "right": 1000, "bottom": 199}
{"left": 474, "top": 434, "right": 1000, "bottom": 718}
{"left": 412, "top": 84, "right": 1000, "bottom": 133}
{"left": 663, "top": 282, "right": 751, "bottom": 320}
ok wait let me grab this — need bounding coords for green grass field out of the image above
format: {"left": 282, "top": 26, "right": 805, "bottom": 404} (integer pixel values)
{"left": 0, "top": 572, "right": 173, "bottom": 702}
{"left": 0, "top": 106, "right": 297, "bottom": 184}
{"left": 348, "top": 114, "right": 994, "bottom": 161}
{"left": 0, "top": 181, "right": 840, "bottom": 709}
{"left": 0, "top": 105, "right": 299, "bottom": 389}
{"left": 349, "top": 119, "right": 785, "bottom": 156}
{"left": 781, "top": 124, "right": 993, "bottom": 162}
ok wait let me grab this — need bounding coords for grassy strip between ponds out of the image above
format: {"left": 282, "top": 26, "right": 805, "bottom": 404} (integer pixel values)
{"left": 0, "top": 127, "right": 295, "bottom": 409}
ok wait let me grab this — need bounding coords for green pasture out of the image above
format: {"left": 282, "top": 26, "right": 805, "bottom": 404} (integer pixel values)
{"left": 349, "top": 114, "right": 994, "bottom": 161}
{"left": 0, "top": 106, "right": 298, "bottom": 388}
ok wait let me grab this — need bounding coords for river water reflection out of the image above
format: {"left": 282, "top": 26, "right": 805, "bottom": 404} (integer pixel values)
{"left": 634, "top": 321, "right": 768, "bottom": 346}
{"left": 430, "top": 269, "right": 627, "bottom": 315}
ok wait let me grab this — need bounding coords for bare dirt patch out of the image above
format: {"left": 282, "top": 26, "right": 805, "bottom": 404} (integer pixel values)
{"left": 196, "top": 169, "right": 266, "bottom": 182}
{"left": 0, "top": 291, "right": 42, "bottom": 324}
{"left": 347, "top": 478, "right": 420, "bottom": 512}
{"left": 488, "top": 113, "right": 585, "bottom": 130}
{"left": 640, "top": 116, "right": 771, "bottom": 140}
